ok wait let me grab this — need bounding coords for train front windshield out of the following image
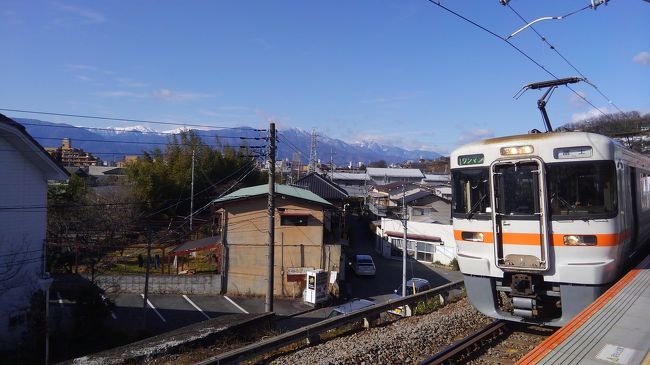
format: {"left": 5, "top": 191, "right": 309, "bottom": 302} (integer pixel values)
{"left": 452, "top": 161, "right": 617, "bottom": 220}
{"left": 547, "top": 161, "right": 617, "bottom": 218}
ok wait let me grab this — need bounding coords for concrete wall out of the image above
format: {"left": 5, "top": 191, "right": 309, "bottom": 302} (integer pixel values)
{"left": 91, "top": 274, "right": 221, "bottom": 295}
{"left": 0, "top": 135, "right": 49, "bottom": 349}
{"left": 222, "top": 196, "right": 341, "bottom": 297}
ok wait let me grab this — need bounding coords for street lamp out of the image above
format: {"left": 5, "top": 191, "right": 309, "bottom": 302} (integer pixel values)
{"left": 38, "top": 273, "right": 53, "bottom": 365}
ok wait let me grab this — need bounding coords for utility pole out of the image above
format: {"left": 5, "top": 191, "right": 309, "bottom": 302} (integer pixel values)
{"left": 266, "top": 122, "right": 276, "bottom": 312}
{"left": 402, "top": 185, "right": 407, "bottom": 297}
{"left": 143, "top": 228, "right": 152, "bottom": 330}
{"left": 329, "top": 148, "right": 334, "bottom": 179}
{"left": 190, "top": 149, "right": 195, "bottom": 232}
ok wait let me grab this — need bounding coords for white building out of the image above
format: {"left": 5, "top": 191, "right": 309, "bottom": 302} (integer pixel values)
{"left": 376, "top": 218, "right": 457, "bottom": 265}
{"left": 365, "top": 167, "right": 424, "bottom": 186}
{"left": 0, "top": 114, "right": 68, "bottom": 348}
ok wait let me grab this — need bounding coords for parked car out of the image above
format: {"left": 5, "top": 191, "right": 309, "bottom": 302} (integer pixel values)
{"left": 327, "top": 298, "right": 376, "bottom": 318}
{"left": 388, "top": 278, "right": 432, "bottom": 317}
{"left": 349, "top": 254, "right": 376, "bottom": 276}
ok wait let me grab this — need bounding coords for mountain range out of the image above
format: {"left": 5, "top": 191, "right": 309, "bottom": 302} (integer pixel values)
{"left": 15, "top": 118, "right": 441, "bottom": 165}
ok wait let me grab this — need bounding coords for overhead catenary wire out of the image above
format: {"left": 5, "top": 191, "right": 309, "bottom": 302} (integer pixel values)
{"left": 505, "top": 3, "right": 624, "bottom": 113}
{"left": 423, "top": 0, "right": 618, "bottom": 122}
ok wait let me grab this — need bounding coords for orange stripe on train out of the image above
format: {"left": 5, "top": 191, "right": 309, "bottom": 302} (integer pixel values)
{"left": 453, "top": 230, "right": 628, "bottom": 246}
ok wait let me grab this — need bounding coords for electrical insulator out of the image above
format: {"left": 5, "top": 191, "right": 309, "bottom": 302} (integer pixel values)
{"left": 591, "top": 0, "right": 609, "bottom": 9}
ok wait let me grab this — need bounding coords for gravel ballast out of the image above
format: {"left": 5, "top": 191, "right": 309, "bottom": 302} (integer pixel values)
{"left": 270, "top": 298, "right": 492, "bottom": 365}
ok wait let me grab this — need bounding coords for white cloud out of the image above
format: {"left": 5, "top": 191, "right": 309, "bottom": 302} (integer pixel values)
{"left": 362, "top": 95, "right": 413, "bottom": 104}
{"left": 75, "top": 75, "right": 92, "bottom": 82}
{"left": 571, "top": 107, "right": 610, "bottom": 123}
{"left": 97, "top": 91, "right": 147, "bottom": 98}
{"left": 152, "top": 88, "right": 213, "bottom": 102}
{"left": 633, "top": 51, "right": 650, "bottom": 66}
{"left": 67, "top": 64, "right": 97, "bottom": 71}
{"left": 458, "top": 129, "right": 494, "bottom": 144}
{"left": 54, "top": 3, "right": 106, "bottom": 24}
{"left": 117, "top": 78, "right": 147, "bottom": 88}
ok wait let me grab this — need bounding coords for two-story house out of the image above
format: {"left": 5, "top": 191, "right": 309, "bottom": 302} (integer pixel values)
{"left": 213, "top": 184, "right": 340, "bottom": 298}
{"left": 0, "top": 114, "right": 68, "bottom": 348}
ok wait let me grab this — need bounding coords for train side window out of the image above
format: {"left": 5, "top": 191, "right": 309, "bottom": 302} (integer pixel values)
{"left": 547, "top": 161, "right": 617, "bottom": 219}
{"left": 639, "top": 173, "right": 650, "bottom": 212}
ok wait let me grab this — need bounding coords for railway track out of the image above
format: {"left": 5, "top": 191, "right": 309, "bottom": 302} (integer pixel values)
{"left": 418, "top": 320, "right": 555, "bottom": 365}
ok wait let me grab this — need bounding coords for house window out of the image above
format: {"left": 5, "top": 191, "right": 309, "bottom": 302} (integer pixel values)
{"left": 281, "top": 215, "right": 309, "bottom": 226}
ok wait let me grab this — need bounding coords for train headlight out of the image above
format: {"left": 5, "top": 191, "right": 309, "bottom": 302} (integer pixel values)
{"left": 461, "top": 231, "right": 484, "bottom": 242}
{"left": 500, "top": 145, "right": 534, "bottom": 156}
{"left": 563, "top": 235, "right": 597, "bottom": 246}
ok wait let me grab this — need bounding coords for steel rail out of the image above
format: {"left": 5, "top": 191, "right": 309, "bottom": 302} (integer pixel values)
{"left": 194, "top": 279, "right": 464, "bottom": 365}
{"left": 418, "top": 320, "right": 508, "bottom": 365}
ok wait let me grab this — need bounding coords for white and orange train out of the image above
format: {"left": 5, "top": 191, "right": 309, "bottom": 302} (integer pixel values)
{"left": 451, "top": 131, "right": 650, "bottom": 326}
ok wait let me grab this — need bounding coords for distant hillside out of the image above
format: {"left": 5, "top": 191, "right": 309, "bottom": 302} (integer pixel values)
{"left": 560, "top": 111, "right": 650, "bottom": 153}
{"left": 15, "top": 118, "right": 440, "bottom": 164}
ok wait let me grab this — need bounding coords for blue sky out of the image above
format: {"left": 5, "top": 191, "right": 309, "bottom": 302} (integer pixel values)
{"left": 1, "top": 1, "right": 648, "bottom": 155}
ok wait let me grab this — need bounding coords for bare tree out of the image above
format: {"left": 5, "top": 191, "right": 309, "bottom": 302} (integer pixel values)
{"left": 0, "top": 235, "right": 35, "bottom": 296}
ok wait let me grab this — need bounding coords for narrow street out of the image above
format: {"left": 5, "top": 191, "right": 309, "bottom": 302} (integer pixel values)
{"left": 344, "top": 214, "right": 462, "bottom": 301}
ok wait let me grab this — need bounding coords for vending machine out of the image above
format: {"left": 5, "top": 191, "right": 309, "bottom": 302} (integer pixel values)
{"left": 304, "top": 269, "right": 329, "bottom": 306}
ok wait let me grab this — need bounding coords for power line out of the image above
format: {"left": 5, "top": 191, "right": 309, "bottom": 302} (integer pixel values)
{"left": 0, "top": 160, "right": 260, "bottom": 212}
{"left": 0, "top": 107, "right": 266, "bottom": 132}
{"left": 505, "top": 3, "right": 624, "bottom": 113}
{"left": 16, "top": 121, "right": 266, "bottom": 141}
{"left": 423, "top": 0, "right": 617, "bottom": 122}
{"left": 142, "top": 159, "right": 259, "bottom": 218}
{"left": 276, "top": 132, "right": 309, "bottom": 163}
{"left": 32, "top": 135, "right": 266, "bottom": 149}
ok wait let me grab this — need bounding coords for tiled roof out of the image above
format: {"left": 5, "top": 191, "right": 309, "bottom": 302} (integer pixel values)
{"left": 213, "top": 184, "right": 333, "bottom": 207}
{"left": 294, "top": 173, "right": 349, "bottom": 200}
{"left": 332, "top": 172, "right": 370, "bottom": 181}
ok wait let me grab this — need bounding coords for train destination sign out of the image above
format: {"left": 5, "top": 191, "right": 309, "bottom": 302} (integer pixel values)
{"left": 458, "top": 154, "right": 484, "bottom": 166}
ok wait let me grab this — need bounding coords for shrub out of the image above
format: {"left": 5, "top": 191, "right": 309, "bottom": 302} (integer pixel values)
{"left": 449, "top": 258, "right": 460, "bottom": 271}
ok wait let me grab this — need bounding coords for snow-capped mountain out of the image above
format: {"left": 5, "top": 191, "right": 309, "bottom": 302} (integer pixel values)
{"left": 15, "top": 118, "right": 440, "bottom": 164}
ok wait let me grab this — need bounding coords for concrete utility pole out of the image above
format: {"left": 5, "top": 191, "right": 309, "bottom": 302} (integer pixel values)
{"left": 265, "top": 122, "right": 276, "bottom": 312}
{"left": 190, "top": 149, "right": 195, "bottom": 232}
{"left": 402, "top": 186, "right": 408, "bottom": 297}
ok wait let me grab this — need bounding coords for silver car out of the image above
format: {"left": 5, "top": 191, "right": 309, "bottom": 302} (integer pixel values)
{"left": 350, "top": 254, "right": 376, "bottom": 276}
{"left": 327, "top": 298, "right": 375, "bottom": 318}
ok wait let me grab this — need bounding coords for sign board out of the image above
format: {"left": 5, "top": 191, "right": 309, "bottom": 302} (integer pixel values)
{"left": 458, "top": 154, "right": 484, "bottom": 166}
{"left": 329, "top": 271, "right": 338, "bottom": 284}
{"left": 286, "top": 267, "right": 314, "bottom": 282}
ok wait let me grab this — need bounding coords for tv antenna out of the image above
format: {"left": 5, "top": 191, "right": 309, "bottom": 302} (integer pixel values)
{"left": 514, "top": 77, "right": 584, "bottom": 132}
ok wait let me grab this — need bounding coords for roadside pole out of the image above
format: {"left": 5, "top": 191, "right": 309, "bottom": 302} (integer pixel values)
{"left": 402, "top": 186, "right": 407, "bottom": 297}
{"left": 265, "top": 122, "right": 276, "bottom": 312}
{"left": 143, "top": 228, "right": 152, "bottom": 330}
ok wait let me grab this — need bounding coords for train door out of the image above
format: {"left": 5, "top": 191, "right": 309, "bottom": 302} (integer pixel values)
{"left": 490, "top": 158, "right": 550, "bottom": 271}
